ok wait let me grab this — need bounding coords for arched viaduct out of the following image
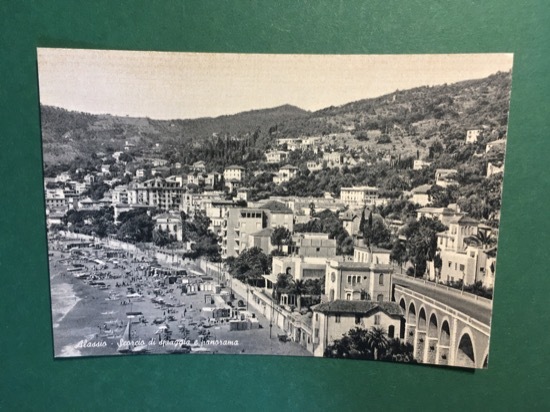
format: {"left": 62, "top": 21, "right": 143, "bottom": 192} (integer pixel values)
{"left": 394, "top": 285, "right": 490, "bottom": 369}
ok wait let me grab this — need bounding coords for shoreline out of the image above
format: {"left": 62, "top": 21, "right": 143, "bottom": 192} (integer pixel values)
{"left": 48, "top": 241, "right": 311, "bottom": 359}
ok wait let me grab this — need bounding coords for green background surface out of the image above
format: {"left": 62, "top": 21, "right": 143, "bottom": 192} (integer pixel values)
{"left": 1, "top": 1, "right": 549, "bottom": 410}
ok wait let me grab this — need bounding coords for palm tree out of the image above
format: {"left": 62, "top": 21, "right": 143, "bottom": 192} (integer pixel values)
{"left": 473, "top": 231, "right": 496, "bottom": 249}
{"left": 367, "top": 327, "right": 390, "bottom": 360}
{"left": 293, "top": 279, "right": 306, "bottom": 310}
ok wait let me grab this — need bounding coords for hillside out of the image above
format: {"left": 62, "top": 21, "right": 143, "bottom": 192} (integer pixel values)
{"left": 40, "top": 70, "right": 512, "bottom": 167}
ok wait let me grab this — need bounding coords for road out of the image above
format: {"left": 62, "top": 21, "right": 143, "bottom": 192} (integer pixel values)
{"left": 393, "top": 275, "right": 493, "bottom": 325}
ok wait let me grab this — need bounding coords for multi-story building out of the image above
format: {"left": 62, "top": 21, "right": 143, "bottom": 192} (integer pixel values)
{"left": 270, "top": 256, "right": 328, "bottom": 283}
{"left": 153, "top": 212, "right": 183, "bottom": 241}
{"left": 45, "top": 189, "right": 69, "bottom": 211}
{"left": 311, "top": 300, "right": 403, "bottom": 357}
{"left": 436, "top": 216, "right": 496, "bottom": 286}
{"left": 340, "top": 186, "right": 379, "bottom": 208}
{"left": 204, "top": 199, "right": 235, "bottom": 235}
{"left": 205, "top": 172, "right": 221, "bottom": 190}
{"left": 340, "top": 210, "right": 360, "bottom": 237}
{"left": 112, "top": 185, "right": 129, "bottom": 205}
{"left": 306, "top": 161, "right": 322, "bottom": 172}
{"left": 222, "top": 208, "right": 267, "bottom": 258}
{"left": 323, "top": 151, "right": 343, "bottom": 168}
{"left": 466, "top": 129, "right": 481, "bottom": 143}
{"left": 289, "top": 233, "right": 337, "bottom": 258}
{"left": 223, "top": 165, "right": 245, "bottom": 182}
{"left": 265, "top": 150, "right": 288, "bottom": 164}
{"left": 182, "top": 190, "right": 225, "bottom": 217}
{"left": 410, "top": 184, "right": 432, "bottom": 206}
{"left": 325, "top": 246, "right": 393, "bottom": 303}
{"left": 127, "top": 176, "right": 185, "bottom": 211}
{"left": 274, "top": 165, "right": 298, "bottom": 185}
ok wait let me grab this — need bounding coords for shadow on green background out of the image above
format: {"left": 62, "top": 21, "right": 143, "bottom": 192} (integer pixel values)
{"left": 1, "top": 1, "right": 549, "bottom": 410}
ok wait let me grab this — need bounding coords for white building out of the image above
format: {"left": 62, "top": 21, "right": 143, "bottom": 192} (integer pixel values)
{"left": 154, "top": 212, "right": 183, "bottom": 241}
{"left": 466, "top": 129, "right": 481, "bottom": 143}
{"left": 223, "top": 165, "right": 245, "bottom": 182}
{"left": 410, "top": 184, "right": 432, "bottom": 206}
{"left": 485, "top": 138, "right": 506, "bottom": 153}
{"left": 265, "top": 150, "right": 288, "bottom": 164}
{"left": 340, "top": 186, "right": 379, "bottom": 208}
{"left": 413, "top": 159, "right": 431, "bottom": 170}
{"left": 311, "top": 300, "right": 403, "bottom": 357}
{"left": 274, "top": 165, "right": 299, "bottom": 185}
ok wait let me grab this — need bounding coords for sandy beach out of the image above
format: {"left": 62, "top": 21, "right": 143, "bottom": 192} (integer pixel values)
{"left": 48, "top": 239, "right": 311, "bottom": 359}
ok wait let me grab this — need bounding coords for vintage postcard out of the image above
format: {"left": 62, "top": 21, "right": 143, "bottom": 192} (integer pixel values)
{"left": 38, "top": 49, "right": 512, "bottom": 368}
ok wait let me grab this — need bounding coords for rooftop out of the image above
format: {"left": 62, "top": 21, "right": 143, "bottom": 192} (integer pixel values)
{"left": 313, "top": 300, "right": 403, "bottom": 316}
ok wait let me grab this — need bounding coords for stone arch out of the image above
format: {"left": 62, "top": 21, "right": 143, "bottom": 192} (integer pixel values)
{"left": 455, "top": 327, "right": 477, "bottom": 368}
{"left": 428, "top": 313, "right": 438, "bottom": 338}
{"left": 417, "top": 307, "right": 427, "bottom": 331}
{"left": 399, "top": 298, "right": 406, "bottom": 312}
{"left": 440, "top": 319, "right": 451, "bottom": 346}
{"left": 407, "top": 301, "right": 416, "bottom": 325}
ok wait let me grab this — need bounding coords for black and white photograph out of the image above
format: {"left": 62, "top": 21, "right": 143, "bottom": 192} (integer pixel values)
{"left": 38, "top": 49, "right": 513, "bottom": 368}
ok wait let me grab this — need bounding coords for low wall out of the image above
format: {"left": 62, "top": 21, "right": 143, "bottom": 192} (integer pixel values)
{"left": 393, "top": 273, "right": 493, "bottom": 307}
{"left": 199, "top": 259, "right": 314, "bottom": 352}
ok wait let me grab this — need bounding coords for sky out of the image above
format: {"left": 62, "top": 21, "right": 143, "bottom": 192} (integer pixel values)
{"left": 37, "top": 49, "right": 513, "bottom": 120}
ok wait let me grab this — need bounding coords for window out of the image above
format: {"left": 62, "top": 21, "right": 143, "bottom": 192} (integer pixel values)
{"left": 355, "top": 315, "right": 361, "bottom": 324}
{"left": 346, "top": 294, "right": 351, "bottom": 301}
{"left": 377, "top": 294, "right": 384, "bottom": 302}
{"left": 388, "top": 325, "right": 395, "bottom": 338}
{"left": 316, "top": 247, "right": 320, "bottom": 252}
{"left": 314, "top": 329, "right": 319, "bottom": 338}
{"left": 374, "top": 314, "right": 381, "bottom": 325}
{"left": 379, "top": 273, "right": 384, "bottom": 285}
{"left": 448, "top": 262, "right": 452, "bottom": 268}
{"left": 315, "top": 313, "right": 318, "bottom": 321}
{"left": 331, "top": 272, "right": 335, "bottom": 282}
{"left": 459, "top": 264, "right": 465, "bottom": 271}
{"left": 347, "top": 276, "right": 352, "bottom": 283}
{"left": 335, "top": 315, "right": 341, "bottom": 323}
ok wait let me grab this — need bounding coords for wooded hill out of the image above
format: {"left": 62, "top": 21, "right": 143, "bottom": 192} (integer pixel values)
{"left": 40, "top": 70, "right": 512, "bottom": 168}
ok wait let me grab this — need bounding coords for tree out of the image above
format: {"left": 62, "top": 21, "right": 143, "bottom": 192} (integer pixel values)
{"left": 390, "top": 240, "right": 407, "bottom": 273}
{"left": 273, "top": 272, "right": 293, "bottom": 303}
{"left": 293, "top": 279, "right": 307, "bottom": 310}
{"left": 270, "top": 226, "right": 292, "bottom": 253}
{"left": 116, "top": 211, "right": 154, "bottom": 243}
{"left": 367, "top": 326, "right": 390, "bottom": 360}
{"left": 363, "top": 213, "right": 391, "bottom": 248}
{"left": 402, "top": 217, "right": 447, "bottom": 278}
{"left": 324, "top": 326, "right": 415, "bottom": 363}
{"left": 229, "top": 247, "right": 270, "bottom": 286}
{"left": 359, "top": 208, "right": 366, "bottom": 234}
{"left": 152, "top": 228, "right": 171, "bottom": 247}
{"left": 309, "top": 202, "right": 316, "bottom": 217}
{"left": 472, "top": 231, "right": 496, "bottom": 249}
